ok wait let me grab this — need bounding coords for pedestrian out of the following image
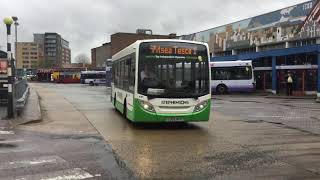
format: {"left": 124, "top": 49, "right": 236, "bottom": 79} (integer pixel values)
{"left": 286, "top": 72, "right": 293, "bottom": 96}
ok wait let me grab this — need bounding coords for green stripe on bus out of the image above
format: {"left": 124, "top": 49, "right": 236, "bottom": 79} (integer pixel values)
{"left": 131, "top": 99, "right": 211, "bottom": 123}
{"left": 126, "top": 108, "right": 134, "bottom": 121}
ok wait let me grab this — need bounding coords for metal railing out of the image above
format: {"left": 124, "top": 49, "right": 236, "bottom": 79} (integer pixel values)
{"left": 15, "top": 79, "right": 28, "bottom": 100}
{"left": 15, "top": 79, "right": 29, "bottom": 110}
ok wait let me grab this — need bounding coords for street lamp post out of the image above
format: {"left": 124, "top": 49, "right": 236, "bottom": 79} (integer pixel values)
{"left": 12, "top": 16, "right": 18, "bottom": 70}
{"left": 3, "top": 16, "right": 15, "bottom": 118}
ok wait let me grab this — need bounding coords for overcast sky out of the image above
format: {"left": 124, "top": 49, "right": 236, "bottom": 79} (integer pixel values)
{"left": 0, "top": 0, "right": 309, "bottom": 62}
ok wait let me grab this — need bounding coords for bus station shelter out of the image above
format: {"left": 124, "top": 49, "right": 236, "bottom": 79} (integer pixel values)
{"left": 212, "top": 44, "right": 320, "bottom": 99}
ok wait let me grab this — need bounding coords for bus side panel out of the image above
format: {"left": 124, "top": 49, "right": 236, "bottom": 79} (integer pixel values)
{"left": 112, "top": 87, "right": 136, "bottom": 121}
{"left": 115, "top": 97, "right": 124, "bottom": 113}
{"left": 125, "top": 92, "right": 135, "bottom": 121}
{"left": 113, "top": 88, "right": 125, "bottom": 113}
{"left": 226, "top": 80, "right": 255, "bottom": 92}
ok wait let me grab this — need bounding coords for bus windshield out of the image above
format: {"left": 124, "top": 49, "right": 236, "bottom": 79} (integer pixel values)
{"left": 138, "top": 42, "right": 209, "bottom": 98}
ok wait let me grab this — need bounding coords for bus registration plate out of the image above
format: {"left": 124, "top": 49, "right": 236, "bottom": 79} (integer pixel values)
{"left": 166, "top": 117, "right": 184, "bottom": 122}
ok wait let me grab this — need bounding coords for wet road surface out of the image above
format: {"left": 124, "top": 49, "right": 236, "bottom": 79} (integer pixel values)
{"left": 27, "top": 83, "right": 320, "bottom": 179}
{"left": 0, "top": 84, "right": 130, "bottom": 180}
{"left": 212, "top": 95, "right": 320, "bottom": 135}
{"left": 0, "top": 126, "right": 129, "bottom": 179}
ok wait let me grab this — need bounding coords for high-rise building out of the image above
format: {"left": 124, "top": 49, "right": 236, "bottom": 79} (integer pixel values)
{"left": 34, "top": 33, "right": 71, "bottom": 68}
{"left": 62, "top": 38, "right": 71, "bottom": 65}
{"left": 16, "top": 42, "right": 41, "bottom": 69}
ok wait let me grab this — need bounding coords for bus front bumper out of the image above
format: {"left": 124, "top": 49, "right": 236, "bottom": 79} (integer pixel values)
{"left": 131, "top": 100, "right": 211, "bottom": 123}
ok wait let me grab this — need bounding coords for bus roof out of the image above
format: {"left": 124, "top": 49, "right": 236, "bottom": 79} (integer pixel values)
{"left": 112, "top": 39, "right": 209, "bottom": 62}
{"left": 210, "top": 60, "right": 252, "bottom": 67}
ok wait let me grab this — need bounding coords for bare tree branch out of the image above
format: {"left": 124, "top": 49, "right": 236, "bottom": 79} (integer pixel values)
{"left": 74, "top": 53, "right": 90, "bottom": 64}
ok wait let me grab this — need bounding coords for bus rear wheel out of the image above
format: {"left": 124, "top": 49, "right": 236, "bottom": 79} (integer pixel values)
{"left": 217, "top": 85, "right": 228, "bottom": 94}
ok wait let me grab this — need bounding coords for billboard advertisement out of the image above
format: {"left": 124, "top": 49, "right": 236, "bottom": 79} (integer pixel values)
{"left": 0, "top": 59, "right": 8, "bottom": 75}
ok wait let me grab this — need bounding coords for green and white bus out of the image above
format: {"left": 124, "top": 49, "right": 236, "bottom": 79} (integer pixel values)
{"left": 111, "top": 39, "right": 211, "bottom": 123}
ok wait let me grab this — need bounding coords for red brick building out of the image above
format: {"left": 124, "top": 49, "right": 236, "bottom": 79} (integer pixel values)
{"left": 91, "top": 31, "right": 176, "bottom": 68}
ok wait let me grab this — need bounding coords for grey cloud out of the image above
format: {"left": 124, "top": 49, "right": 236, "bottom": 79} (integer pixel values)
{"left": 0, "top": 0, "right": 308, "bottom": 62}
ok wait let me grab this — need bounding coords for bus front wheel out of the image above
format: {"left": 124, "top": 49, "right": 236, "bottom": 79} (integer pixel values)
{"left": 217, "top": 85, "right": 228, "bottom": 94}
{"left": 123, "top": 100, "right": 127, "bottom": 119}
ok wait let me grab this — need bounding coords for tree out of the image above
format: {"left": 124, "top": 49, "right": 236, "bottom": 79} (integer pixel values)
{"left": 74, "top": 53, "right": 90, "bottom": 64}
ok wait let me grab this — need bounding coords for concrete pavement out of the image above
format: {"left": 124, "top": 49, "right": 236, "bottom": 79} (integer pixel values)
{"left": 10, "top": 88, "right": 42, "bottom": 126}
{"left": 18, "top": 83, "right": 98, "bottom": 135}
{"left": 0, "top": 83, "right": 131, "bottom": 179}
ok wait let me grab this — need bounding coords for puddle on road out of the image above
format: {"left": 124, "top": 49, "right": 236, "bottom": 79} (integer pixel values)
{"left": 203, "top": 150, "right": 277, "bottom": 171}
{"left": 0, "top": 143, "right": 17, "bottom": 148}
{"left": 50, "top": 134, "right": 103, "bottom": 143}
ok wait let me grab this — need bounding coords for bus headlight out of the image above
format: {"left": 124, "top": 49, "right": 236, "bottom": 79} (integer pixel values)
{"left": 139, "top": 100, "right": 155, "bottom": 112}
{"left": 194, "top": 101, "right": 209, "bottom": 112}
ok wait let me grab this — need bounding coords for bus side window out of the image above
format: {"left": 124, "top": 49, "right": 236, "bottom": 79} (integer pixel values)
{"left": 129, "top": 54, "right": 135, "bottom": 92}
{"left": 124, "top": 58, "right": 130, "bottom": 91}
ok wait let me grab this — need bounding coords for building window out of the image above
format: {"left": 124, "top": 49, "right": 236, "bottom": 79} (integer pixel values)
{"left": 47, "top": 52, "right": 56, "bottom": 57}
{"left": 23, "top": 61, "right": 29, "bottom": 64}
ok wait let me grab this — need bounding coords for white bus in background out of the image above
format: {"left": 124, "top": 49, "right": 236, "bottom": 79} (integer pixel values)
{"left": 210, "top": 60, "right": 255, "bottom": 94}
{"left": 80, "top": 71, "right": 106, "bottom": 85}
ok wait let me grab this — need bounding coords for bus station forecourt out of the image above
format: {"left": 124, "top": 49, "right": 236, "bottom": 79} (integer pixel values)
{"left": 2, "top": 1, "right": 320, "bottom": 180}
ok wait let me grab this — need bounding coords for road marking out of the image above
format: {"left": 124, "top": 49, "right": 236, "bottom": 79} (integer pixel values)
{"left": 0, "top": 155, "right": 66, "bottom": 170}
{"left": 0, "top": 130, "right": 14, "bottom": 135}
{"left": 7, "top": 168, "right": 94, "bottom": 180}
{"left": 249, "top": 115, "right": 283, "bottom": 118}
{"left": 248, "top": 115, "right": 304, "bottom": 119}
{"left": 212, "top": 106, "right": 266, "bottom": 109}
{"left": 0, "top": 148, "right": 33, "bottom": 154}
{"left": 0, "top": 140, "right": 24, "bottom": 144}
{"left": 235, "top": 107, "right": 265, "bottom": 109}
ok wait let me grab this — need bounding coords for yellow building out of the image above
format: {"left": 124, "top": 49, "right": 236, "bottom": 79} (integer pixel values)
{"left": 16, "top": 42, "right": 42, "bottom": 69}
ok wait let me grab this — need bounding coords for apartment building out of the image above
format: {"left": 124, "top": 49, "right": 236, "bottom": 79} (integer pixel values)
{"left": 34, "top": 33, "right": 71, "bottom": 68}
{"left": 16, "top": 42, "right": 41, "bottom": 69}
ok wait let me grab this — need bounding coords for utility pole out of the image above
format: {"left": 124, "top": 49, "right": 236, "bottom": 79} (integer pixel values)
{"left": 3, "top": 17, "right": 15, "bottom": 118}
